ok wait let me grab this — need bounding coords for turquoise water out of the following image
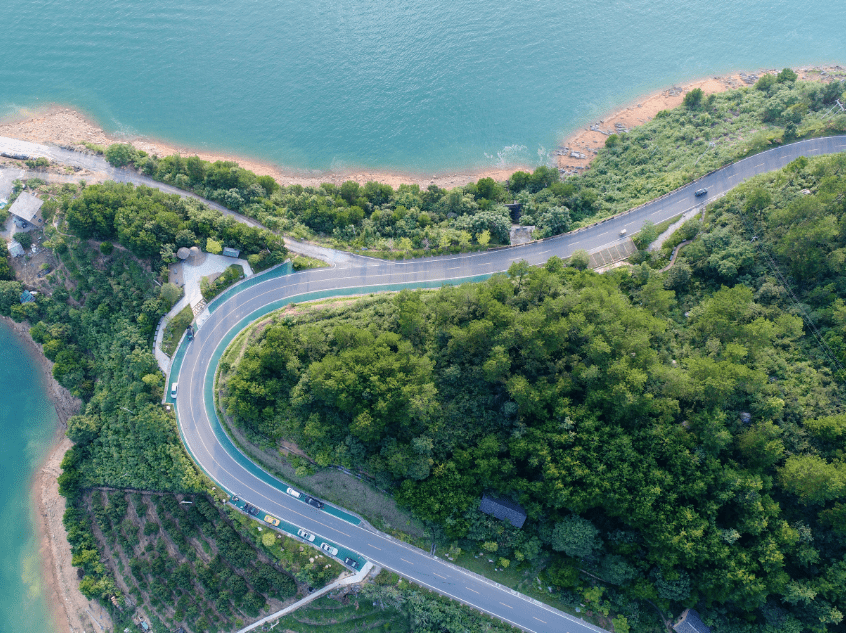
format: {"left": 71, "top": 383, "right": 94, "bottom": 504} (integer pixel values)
{"left": 0, "top": 0, "right": 843, "bottom": 174}
{"left": 0, "top": 323, "right": 59, "bottom": 633}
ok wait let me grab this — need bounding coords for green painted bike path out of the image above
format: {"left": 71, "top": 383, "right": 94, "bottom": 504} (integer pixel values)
{"left": 170, "top": 269, "right": 493, "bottom": 531}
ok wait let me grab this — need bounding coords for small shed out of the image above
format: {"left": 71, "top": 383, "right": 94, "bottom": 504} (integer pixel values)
{"left": 9, "top": 192, "right": 44, "bottom": 227}
{"left": 20, "top": 289, "right": 36, "bottom": 304}
{"left": 480, "top": 493, "right": 527, "bottom": 528}
{"left": 222, "top": 246, "right": 240, "bottom": 258}
{"left": 673, "top": 609, "right": 711, "bottom": 633}
{"left": 8, "top": 240, "right": 24, "bottom": 258}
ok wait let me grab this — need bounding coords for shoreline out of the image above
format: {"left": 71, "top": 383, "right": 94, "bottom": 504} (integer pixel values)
{"left": 555, "top": 64, "right": 845, "bottom": 175}
{"left": 0, "top": 316, "right": 105, "bottom": 633}
{"left": 0, "top": 65, "right": 842, "bottom": 189}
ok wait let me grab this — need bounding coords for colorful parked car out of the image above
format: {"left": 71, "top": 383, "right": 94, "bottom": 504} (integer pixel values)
{"left": 304, "top": 495, "right": 324, "bottom": 509}
{"left": 264, "top": 514, "right": 280, "bottom": 527}
{"left": 343, "top": 557, "right": 359, "bottom": 569}
{"left": 297, "top": 528, "right": 315, "bottom": 542}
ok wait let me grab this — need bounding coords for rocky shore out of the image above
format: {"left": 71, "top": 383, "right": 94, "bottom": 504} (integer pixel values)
{"left": 555, "top": 65, "right": 845, "bottom": 176}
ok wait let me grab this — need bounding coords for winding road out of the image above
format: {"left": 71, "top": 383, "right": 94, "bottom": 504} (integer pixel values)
{"left": 4, "top": 134, "right": 846, "bottom": 632}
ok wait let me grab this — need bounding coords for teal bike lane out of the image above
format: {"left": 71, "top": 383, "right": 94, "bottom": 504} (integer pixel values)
{"left": 169, "top": 267, "right": 493, "bottom": 533}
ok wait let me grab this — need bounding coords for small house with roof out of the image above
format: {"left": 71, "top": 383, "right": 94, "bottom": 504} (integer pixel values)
{"left": 9, "top": 192, "right": 44, "bottom": 229}
{"left": 479, "top": 493, "right": 527, "bottom": 528}
{"left": 20, "top": 289, "right": 36, "bottom": 304}
{"left": 673, "top": 609, "right": 711, "bottom": 633}
{"left": 222, "top": 246, "right": 240, "bottom": 258}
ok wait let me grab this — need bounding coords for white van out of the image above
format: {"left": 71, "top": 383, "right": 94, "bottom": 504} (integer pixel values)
{"left": 286, "top": 487, "right": 302, "bottom": 499}
{"left": 170, "top": 383, "right": 178, "bottom": 398}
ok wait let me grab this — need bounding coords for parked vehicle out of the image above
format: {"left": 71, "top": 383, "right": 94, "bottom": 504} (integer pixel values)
{"left": 695, "top": 188, "right": 708, "bottom": 197}
{"left": 320, "top": 542, "right": 339, "bottom": 556}
{"left": 243, "top": 503, "right": 259, "bottom": 516}
{"left": 297, "top": 528, "right": 315, "bottom": 542}
{"left": 186, "top": 325, "right": 194, "bottom": 341}
{"left": 304, "top": 495, "right": 324, "bottom": 509}
{"left": 343, "top": 557, "right": 359, "bottom": 569}
{"left": 619, "top": 228, "right": 627, "bottom": 236}
{"left": 286, "top": 487, "right": 302, "bottom": 499}
{"left": 264, "top": 514, "right": 280, "bottom": 527}
{"left": 170, "top": 382, "right": 178, "bottom": 398}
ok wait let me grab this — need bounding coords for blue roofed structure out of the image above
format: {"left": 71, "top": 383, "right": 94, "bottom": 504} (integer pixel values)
{"left": 479, "top": 493, "right": 527, "bottom": 528}
{"left": 20, "top": 289, "right": 35, "bottom": 304}
{"left": 673, "top": 609, "right": 711, "bottom": 633}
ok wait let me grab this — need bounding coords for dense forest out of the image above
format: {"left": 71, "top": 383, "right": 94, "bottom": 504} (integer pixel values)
{"left": 103, "top": 72, "right": 845, "bottom": 258}
{"left": 64, "top": 181, "right": 288, "bottom": 271}
{"left": 222, "top": 152, "right": 846, "bottom": 632}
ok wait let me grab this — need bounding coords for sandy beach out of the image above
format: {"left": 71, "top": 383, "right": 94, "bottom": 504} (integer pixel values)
{"left": 0, "top": 108, "right": 525, "bottom": 191}
{"left": 0, "top": 316, "right": 107, "bottom": 633}
{"left": 1, "top": 65, "right": 842, "bottom": 191}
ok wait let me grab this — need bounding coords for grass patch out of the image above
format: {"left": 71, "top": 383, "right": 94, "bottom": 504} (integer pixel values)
{"left": 276, "top": 594, "right": 410, "bottom": 632}
{"left": 292, "top": 254, "right": 330, "bottom": 270}
{"left": 81, "top": 141, "right": 106, "bottom": 154}
{"left": 160, "top": 304, "right": 193, "bottom": 357}
{"left": 201, "top": 264, "right": 244, "bottom": 301}
{"left": 432, "top": 545, "right": 609, "bottom": 628}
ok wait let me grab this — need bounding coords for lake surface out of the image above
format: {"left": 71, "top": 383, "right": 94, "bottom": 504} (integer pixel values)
{"left": 0, "top": 0, "right": 843, "bottom": 175}
{"left": 0, "top": 323, "right": 59, "bottom": 633}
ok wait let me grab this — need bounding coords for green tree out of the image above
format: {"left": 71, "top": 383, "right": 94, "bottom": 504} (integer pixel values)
{"left": 683, "top": 87, "right": 704, "bottom": 110}
{"left": 633, "top": 220, "right": 659, "bottom": 250}
{"left": 205, "top": 238, "right": 223, "bottom": 254}
{"left": 568, "top": 249, "right": 590, "bottom": 270}
{"left": 779, "top": 455, "right": 846, "bottom": 504}
{"left": 159, "top": 283, "right": 182, "bottom": 309}
{"left": 777, "top": 68, "right": 798, "bottom": 83}
{"left": 550, "top": 515, "right": 601, "bottom": 558}
{"left": 105, "top": 143, "right": 138, "bottom": 167}
{"left": 16, "top": 232, "right": 33, "bottom": 250}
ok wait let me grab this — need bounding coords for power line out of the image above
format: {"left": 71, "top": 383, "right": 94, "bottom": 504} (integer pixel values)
{"left": 732, "top": 201, "right": 846, "bottom": 376}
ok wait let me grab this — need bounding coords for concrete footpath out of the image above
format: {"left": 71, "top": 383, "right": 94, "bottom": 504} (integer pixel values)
{"left": 235, "top": 562, "right": 375, "bottom": 633}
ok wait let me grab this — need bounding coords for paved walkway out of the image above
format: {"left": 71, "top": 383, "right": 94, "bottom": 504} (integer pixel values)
{"left": 235, "top": 562, "right": 374, "bottom": 633}
{"left": 153, "top": 295, "right": 190, "bottom": 374}
{"left": 153, "top": 254, "right": 253, "bottom": 374}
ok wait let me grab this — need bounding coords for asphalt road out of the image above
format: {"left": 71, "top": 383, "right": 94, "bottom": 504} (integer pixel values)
{"left": 6, "top": 133, "right": 846, "bottom": 632}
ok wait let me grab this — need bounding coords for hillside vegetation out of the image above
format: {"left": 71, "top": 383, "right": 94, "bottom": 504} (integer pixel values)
{"left": 105, "top": 73, "right": 846, "bottom": 256}
{"left": 222, "top": 152, "right": 846, "bottom": 632}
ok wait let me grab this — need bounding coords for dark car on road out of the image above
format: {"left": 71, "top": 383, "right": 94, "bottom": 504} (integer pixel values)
{"left": 695, "top": 188, "right": 708, "bottom": 197}
{"left": 304, "top": 495, "right": 324, "bottom": 509}
{"left": 243, "top": 503, "right": 260, "bottom": 516}
{"left": 344, "top": 557, "right": 359, "bottom": 569}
